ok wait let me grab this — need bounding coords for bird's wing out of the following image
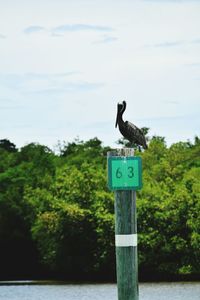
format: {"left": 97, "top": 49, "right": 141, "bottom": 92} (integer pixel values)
{"left": 126, "top": 121, "right": 143, "bottom": 134}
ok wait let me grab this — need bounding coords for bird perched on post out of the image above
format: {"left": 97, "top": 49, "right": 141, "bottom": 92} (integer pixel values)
{"left": 115, "top": 101, "right": 148, "bottom": 149}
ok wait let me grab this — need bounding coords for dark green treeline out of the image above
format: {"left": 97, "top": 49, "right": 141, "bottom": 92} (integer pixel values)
{"left": 0, "top": 136, "right": 199, "bottom": 281}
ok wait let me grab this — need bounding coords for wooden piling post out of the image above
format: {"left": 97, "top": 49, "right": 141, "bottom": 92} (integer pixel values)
{"left": 108, "top": 148, "right": 140, "bottom": 300}
{"left": 115, "top": 189, "right": 138, "bottom": 300}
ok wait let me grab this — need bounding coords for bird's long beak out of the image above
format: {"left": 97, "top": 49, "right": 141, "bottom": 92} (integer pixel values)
{"left": 115, "top": 110, "right": 119, "bottom": 128}
{"left": 115, "top": 112, "right": 118, "bottom": 128}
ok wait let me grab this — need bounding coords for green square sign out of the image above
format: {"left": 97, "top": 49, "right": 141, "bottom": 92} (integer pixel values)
{"left": 107, "top": 156, "right": 142, "bottom": 190}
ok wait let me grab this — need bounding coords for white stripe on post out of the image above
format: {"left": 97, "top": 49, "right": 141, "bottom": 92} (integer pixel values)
{"left": 115, "top": 234, "right": 137, "bottom": 247}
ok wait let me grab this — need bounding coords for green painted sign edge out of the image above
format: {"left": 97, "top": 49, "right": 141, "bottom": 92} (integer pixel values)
{"left": 107, "top": 156, "right": 142, "bottom": 191}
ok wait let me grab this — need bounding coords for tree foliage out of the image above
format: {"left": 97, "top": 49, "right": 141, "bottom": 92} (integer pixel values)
{"left": 0, "top": 136, "right": 199, "bottom": 280}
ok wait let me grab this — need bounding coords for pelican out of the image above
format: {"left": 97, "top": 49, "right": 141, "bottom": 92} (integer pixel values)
{"left": 115, "top": 101, "right": 148, "bottom": 149}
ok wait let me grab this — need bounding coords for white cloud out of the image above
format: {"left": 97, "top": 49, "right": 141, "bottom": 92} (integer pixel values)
{"left": 0, "top": 33, "right": 6, "bottom": 39}
{"left": 23, "top": 23, "right": 114, "bottom": 38}
{"left": 24, "top": 26, "right": 46, "bottom": 34}
{"left": 93, "top": 35, "right": 118, "bottom": 44}
{"left": 52, "top": 24, "right": 114, "bottom": 33}
{"left": 0, "top": 72, "right": 104, "bottom": 95}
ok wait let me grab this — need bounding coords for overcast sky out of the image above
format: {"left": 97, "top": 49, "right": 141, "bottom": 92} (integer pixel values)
{"left": 0, "top": 0, "right": 200, "bottom": 150}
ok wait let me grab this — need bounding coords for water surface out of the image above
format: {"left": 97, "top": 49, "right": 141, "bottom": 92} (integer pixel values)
{"left": 0, "top": 282, "right": 199, "bottom": 300}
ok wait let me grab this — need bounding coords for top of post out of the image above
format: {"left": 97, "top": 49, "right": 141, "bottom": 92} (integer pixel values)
{"left": 116, "top": 148, "right": 134, "bottom": 157}
{"left": 108, "top": 148, "right": 134, "bottom": 158}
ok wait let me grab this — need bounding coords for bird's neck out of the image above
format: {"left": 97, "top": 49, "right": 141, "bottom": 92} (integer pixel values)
{"left": 118, "top": 113, "right": 124, "bottom": 123}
